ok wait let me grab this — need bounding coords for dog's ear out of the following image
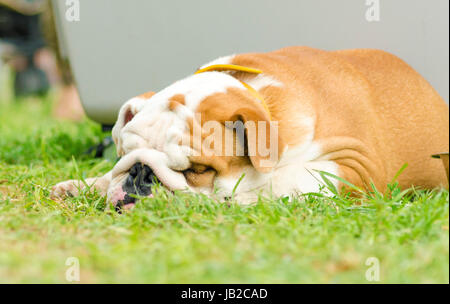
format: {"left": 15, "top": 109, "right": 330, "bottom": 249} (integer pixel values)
{"left": 112, "top": 92, "right": 156, "bottom": 156}
{"left": 231, "top": 106, "right": 285, "bottom": 173}
{"left": 198, "top": 88, "right": 285, "bottom": 173}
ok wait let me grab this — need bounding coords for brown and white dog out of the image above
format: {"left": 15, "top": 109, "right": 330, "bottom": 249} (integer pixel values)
{"left": 52, "top": 46, "right": 449, "bottom": 209}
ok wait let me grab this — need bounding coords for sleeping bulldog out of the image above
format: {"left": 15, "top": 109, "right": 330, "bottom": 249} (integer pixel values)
{"left": 51, "top": 46, "right": 449, "bottom": 210}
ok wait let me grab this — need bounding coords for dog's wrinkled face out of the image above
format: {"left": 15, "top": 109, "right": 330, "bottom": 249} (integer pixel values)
{"left": 108, "top": 72, "right": 283, "bottom": 209}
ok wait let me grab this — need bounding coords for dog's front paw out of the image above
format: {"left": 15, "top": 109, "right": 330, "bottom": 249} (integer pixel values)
{"left": 51, "top": 180, "right": 82, "bottom": 199}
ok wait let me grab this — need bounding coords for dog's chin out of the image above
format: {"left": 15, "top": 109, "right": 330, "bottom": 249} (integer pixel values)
{"left": 120, "top": 193, "right": 154, "bottom": 211}
{"left": 112, "top": 193, "right": 155, "bottom": 212}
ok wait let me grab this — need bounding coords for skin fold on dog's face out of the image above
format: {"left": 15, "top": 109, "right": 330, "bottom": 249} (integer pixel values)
{"left": 109, "top": 72, "right": 283, "bottom": 209}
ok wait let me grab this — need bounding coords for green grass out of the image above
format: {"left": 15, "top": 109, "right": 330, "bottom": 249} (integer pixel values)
{"left": 0, "top": 94, "right": 448, "bottom": 283}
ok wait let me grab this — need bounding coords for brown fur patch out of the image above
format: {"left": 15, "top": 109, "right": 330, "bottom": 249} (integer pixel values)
{"left": 137, "top": 91, "right": 156, "bottom": 99}
{"left": 168, "top": 94, "right": 186, "bottom": 111}
{"left": 190, "top": 87, "right": 285, "bottom": 176}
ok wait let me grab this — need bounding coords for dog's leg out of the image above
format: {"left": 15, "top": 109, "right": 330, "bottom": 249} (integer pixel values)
{"left": 51, "top": 171, "right": 112, "bottom": 198}
{"left": 315, "top": 136, "right": 387, "bottom": 191}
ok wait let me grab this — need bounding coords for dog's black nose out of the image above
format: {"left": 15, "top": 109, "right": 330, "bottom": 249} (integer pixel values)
{"left": 116, "top": 162, "right": 158, "bottom": 211}
{"left": 124, "top": 162, "right": 157, "bottom": 197}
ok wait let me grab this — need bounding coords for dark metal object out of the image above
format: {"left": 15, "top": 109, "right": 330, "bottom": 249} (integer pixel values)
{"left": 85, "top": 135, "right": 114, "bottom": 158}
{"left": 432, "top": 153, "right": 449, "bottom": 182}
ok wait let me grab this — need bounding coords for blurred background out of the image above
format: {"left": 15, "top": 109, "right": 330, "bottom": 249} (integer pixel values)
{"left": 0, "top": 0, "right": 84, "bottom": 121}
{"left": 1, "top": 0, "right": 449, "bottom": 134}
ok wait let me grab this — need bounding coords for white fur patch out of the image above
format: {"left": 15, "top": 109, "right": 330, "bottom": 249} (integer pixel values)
{"left": 212, "top": 141, "right": 340, "bottom": 204}
{"left": 214, "top": 166, "right": 272, "bottom": 203}
{"left": 245, "top": 74, "right": 283, "bottom": 91}
{"left": 272, "top": 142, "right": 340, "bottom": 196}
{"left": 149, "top": 72, "right": 246, "bottom": 112}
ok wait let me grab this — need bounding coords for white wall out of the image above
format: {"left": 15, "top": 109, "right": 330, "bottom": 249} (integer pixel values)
{"left": 53, "top": 0, "right": 449, "bottom": 124}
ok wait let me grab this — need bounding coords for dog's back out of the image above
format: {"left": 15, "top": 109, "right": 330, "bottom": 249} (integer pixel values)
{"left": 335, "top": 49, "right": 449, "bottom": 189}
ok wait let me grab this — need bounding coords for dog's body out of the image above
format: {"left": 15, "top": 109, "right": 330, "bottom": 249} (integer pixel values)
{"left": 52, "top": 47, "right": 449, "bottom": 207}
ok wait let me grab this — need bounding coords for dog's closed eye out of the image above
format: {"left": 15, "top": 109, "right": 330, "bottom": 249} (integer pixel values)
{"left": 183, "top": 164, "right": 216, "bottom": 187}
{"left": 191, "top": 164, "right": 209, "bottom": 174}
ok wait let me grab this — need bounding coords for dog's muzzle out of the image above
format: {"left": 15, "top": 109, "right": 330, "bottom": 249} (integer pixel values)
{"left": 115, "top": 162, "right": 159, "bottom": 211}
{"left": 111, "top": 148, "right": 190, "bottom": 211}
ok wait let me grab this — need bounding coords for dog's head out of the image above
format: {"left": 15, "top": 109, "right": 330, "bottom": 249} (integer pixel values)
{"left": 108, "top": 71, "right": 285, "bottom": 209}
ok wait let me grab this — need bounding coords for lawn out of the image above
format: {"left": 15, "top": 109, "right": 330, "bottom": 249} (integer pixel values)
{"left": 0, "top": 92, "right": 448, "bottom": 284}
